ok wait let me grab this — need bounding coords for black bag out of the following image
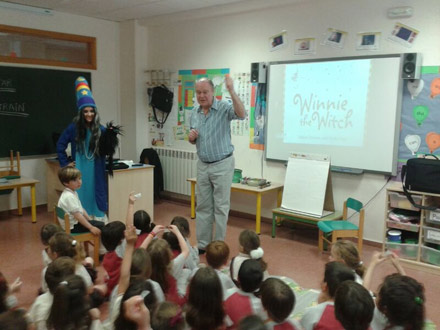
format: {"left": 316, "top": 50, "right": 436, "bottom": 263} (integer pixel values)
{"left": 148, "top": 85, "right": 174, "bottom": 127}
{"left": 401, "top": 155, "right": 440, "bottom": 210}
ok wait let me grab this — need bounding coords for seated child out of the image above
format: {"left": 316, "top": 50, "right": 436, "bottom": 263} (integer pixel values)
{"left": 57, "top": 166, "right": 103, "bottom": 235}
{"left": 134, "top": 210, "right": 155, "bottom": 248}
{"left": 28, "top": 257, "right": 76, "bottom": 330}
{"left": 152, "top": 301, "right": 186, "bottom": 330}
{"left": 334, "top": 280, "right": 374, "bottom": 330}
{"left": 40, "top": 223, "right": 63, "bottom": 267}
{"left": 364, "top": 251, "right": 425, "bottom": 330}
{"left": 171, "top": 216, "right": 199, "bottom": 270}
{"left": 0, "top": 272, "right": 22, "bottom": 313}
{"left": 101, "top": 221, "right": 125, "bottom": 295}
{"left": 300, "top": 261, "right": 355, "bottom": 330}
{"left": 224, "top": 259, "right": 266, "bottom": 328}
{"left": 206, "top": 240, "right": 236, "bottom": 294}
{"left": 330, "top": 240, "right": 365, "bottom": 284}
{"left": 260, "top": 277, "right": 301, "bottom": 330}
{"left": 230, "top": 229, "right": 268, "bottom": 284}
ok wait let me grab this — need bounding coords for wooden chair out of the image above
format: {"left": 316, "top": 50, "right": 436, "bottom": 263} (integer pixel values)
{"left": 0, "top": 150, "right": 21, "bottom": 195}
{"left": 53, "top": 206, "right": 100, "bottom": 266}
{"left": 318, "top": 198, "right": 365, "bottom": 256}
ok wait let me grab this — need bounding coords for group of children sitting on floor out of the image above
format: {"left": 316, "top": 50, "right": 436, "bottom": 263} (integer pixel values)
{"left": 0, "top": 166, "right": 428, "bottom": 330}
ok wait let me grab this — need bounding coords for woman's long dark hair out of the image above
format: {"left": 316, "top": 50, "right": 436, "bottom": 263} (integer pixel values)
{"left": 74, "top": 107, "right": 101, "bottom": 157}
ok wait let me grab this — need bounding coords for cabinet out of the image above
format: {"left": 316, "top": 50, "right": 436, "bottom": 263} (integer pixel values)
{"left": 384, "top": 183, "right": 440, "bottom": 275}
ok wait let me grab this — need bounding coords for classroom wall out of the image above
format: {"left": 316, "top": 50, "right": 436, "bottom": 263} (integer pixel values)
{"left": 0, "top": 9, "right": 120, "bottom": 212}
{"left": 139, "top": 0, "right": 440, "bottom": 242}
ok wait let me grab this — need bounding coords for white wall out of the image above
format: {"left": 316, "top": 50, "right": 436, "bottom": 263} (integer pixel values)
{"left": 140, "top": 0, "right": 440, "bottom": 242}
{"left": 0, "top": 9, "right": 120, "bottom": 212}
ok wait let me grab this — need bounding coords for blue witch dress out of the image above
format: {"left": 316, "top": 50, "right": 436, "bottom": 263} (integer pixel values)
{"left": 56, "top": 123, "right": 108, "bottom": 215}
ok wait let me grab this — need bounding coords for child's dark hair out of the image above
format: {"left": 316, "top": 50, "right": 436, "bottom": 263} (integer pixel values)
{"left": 238, "top": 315, "right": 266, "bottom": 330}
{"left": 49, "top": 232, "right": 77, "bottom": 259}
{"left": 40, "top": 223, "right": 63, "bottom": 246}
{"left": 377, "top": 274, "right": 425, "bottom": 330}
{"left": 114, "top": 278, "right": 158, "bottom": 330}
{"left": 206, "top": 240, "right": 230, "bottom": 269}
{"left": 239, "top": 229, "right": 267, "bottom": 271}
{"left": 58, "top": 165, "right": 81, "bottom": 185}
{"left": 324, "top": 261, "right": 355, "bottom": 298}
{"left": 331, "top": 240, "right": 365, "bottom": 278}
{"left": 334, "top": 280, "right": 374, "bottom": 330}
{"left": 45, "top": 256, "right": 76, "bottom": 294}
{"left": 101, "top": 221, "right": 126, "bottom": 251}
{"left": 260, "top": 277, "right": 295, "bottom": 323}
{"left": 163, "top": 231, "right": 181, "bottom": 253}
{"left": 186, "top": 267, "right": 224, "bottom": 330}
{"left": 147, "top": 239, "right": 172, "bottom": 293}
{"left": 238, "top": 259, "right": 263, "bottom": 293}
{"left": 0, "top": 309, "right": 28, "bottom": 330}
{"left": 0, "top": 272, "right": 9, "bottom": 313}
{"left": 130, "top": 248, "right": 152, "bottom": 279}
{"left": 171, "top": 216, "right": 190, "bottom": 237}
{"left": 134, "top": 210, "right": 154, "bottom": 234}
{"left": 47, "top": 274, "right": 91, "bottom": 330}
{"left": 152, "top": 301, "right": 185, "bottom": 330}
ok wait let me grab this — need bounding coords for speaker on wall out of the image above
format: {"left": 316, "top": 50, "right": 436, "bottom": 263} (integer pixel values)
{"left": 401, "top": 53, "right": 422, "bottom": 80}
{"left": 251, "top": 62, "right": 267, "bottom": 83}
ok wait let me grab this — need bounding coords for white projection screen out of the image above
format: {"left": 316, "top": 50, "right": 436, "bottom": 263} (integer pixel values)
{"left": 265, "top": 55, "right": 403, "bottom": 175}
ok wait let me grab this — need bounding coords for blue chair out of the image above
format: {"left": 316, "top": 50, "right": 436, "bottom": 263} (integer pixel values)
{"left": 318, "top": 198, "right": 365, "bottom": 255}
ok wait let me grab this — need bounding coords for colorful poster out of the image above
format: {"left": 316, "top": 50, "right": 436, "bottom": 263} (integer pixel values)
{"left": 394, "top": 66, "right": 440, "bottom": 179}
{"left": 249, "top": 83, "right": 266, "bottom": 150}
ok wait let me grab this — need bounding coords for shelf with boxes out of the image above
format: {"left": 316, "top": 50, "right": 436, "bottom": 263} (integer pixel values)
{"left": 384, "top": 183, "right": 440, "bottom": 274}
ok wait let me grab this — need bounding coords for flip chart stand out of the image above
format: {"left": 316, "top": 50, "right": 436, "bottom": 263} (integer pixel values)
{"left": 281, "top": 153, "right": 335, "bottom": 218}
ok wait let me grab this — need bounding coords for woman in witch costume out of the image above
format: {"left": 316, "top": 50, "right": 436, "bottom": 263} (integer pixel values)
{"left": 57, "top": 76, "right": 121, "bottom": 222}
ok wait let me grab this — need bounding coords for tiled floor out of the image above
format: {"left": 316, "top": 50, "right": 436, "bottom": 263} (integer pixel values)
{"left": 1, "top": 200, "right": 439, "bottom": 326}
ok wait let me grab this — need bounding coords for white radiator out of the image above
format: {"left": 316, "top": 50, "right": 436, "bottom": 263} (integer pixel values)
{"left": 154, "top": 148, "right": 198, "bottom": 196}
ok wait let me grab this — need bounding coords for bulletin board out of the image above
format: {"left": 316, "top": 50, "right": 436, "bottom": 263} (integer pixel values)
{"left": 396, "top": 66, "right": 440, "bottom": 178}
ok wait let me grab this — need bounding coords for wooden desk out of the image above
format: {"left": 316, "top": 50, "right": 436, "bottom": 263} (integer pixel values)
{"left": 0, "top": 177, "right": 39, "bottom": 223}
{"left": 187, "top": 178, "right": 283, "bottom": 234}
{"left": 271, "top": 207, "right": 343, "bottom": 238}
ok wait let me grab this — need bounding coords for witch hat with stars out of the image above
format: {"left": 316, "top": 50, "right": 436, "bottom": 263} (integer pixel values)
{"left": 75, "top": 76, "right": 96, "bottom": 111}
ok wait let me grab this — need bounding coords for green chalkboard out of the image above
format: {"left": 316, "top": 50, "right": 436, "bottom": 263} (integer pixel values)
{"left": 0, "top": 66, "right": 91, "bottom": 157}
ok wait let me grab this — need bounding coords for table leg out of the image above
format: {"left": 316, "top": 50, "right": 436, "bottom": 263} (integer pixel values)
{"left": 31, "top": 184, "right": 37, "bottom": 223}
{"left": 272, "top": 213, "right": 277, "bottom": 238}
{"left": 276, "top": 188, "right": 283, "bottom": 225}
{"left": 17, "top": 187, "right": 22, "bottom": 215}
{"left": 256, "top": 193, "right": 262, "bottom": 234}
{"left": 190, "top": 182, "right": 196, "bottom": 219}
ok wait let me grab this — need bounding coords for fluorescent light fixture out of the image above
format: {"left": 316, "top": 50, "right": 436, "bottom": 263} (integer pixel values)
{"left": 387, "top": 6, "right": 413, "bottom": 19}
{"left": 0, "top": 1, "right": 53, "bottom": 15}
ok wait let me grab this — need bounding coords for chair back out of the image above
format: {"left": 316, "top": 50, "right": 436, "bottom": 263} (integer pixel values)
{"left": 0, "top": 150, "right": 20, "bottom": 177}
{"left": 53, "top": 206, "right": 71, "bottom": 234}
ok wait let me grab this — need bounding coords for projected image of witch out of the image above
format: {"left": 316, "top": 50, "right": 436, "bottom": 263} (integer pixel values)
{"left": 284, "top": 60, "right": 370, "bottom": 147}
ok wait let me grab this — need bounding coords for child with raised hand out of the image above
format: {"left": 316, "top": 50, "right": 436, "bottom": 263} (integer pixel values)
{"left": 171, "top": 216, "right": 199, "bottom": 270}
{"left": 0, "top": 272, "right": 22, "bottom": 313}
{"left": 230, "top": 229, "right": 269, "bottom": 284}
{"left": 260, "top": 277, "right": 301, "bottom": 330}
{"left": 141, "top": 224, "right": 189, "bottom": 306}
{"left": 57, "top": 166, "right": 103, "bottom": 236}
{"left": 224, "top": 259, "right": 266, "bottom": 328}
{"left": 206, "top": 240, "right": 236, "bottom": 294}
{"left": 186, "top": 267, "right": 225, "bottom": 330}
{"left": 134, "top": 209, "right": 155, "bottom": 248}
{"left": 40, "top": 223, "right": 63, "bottom": 267}
{"left": 330, "top": 239, "right": 365, "bottom": 284}
{"left": 28, "top": 257, "right": 76, "bottom": 330}
{"left": 47, "top": 274, "right": 102, "bottom": 330}
{"left": 300, "top": 261, "right": 355, "bottom": 330}
{"left": 152, "top": 301, "right": 186, "bottom": 330}
{"left": 334, "top": 280, "right": 374, "bottom": 330}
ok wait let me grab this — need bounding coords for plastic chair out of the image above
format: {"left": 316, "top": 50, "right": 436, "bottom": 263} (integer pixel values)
{"left": 0, "top": 150, "right": 21, "bottom": 195}
{"left": 318, "top": 198, "right": 365, "bottom": 255}
{"left": 53, "top": 206, "right": 100, "bottom": 266}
